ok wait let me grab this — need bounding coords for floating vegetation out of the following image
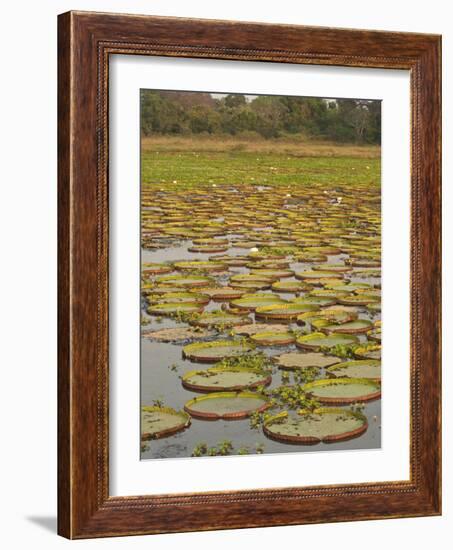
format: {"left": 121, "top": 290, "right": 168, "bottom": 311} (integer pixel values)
{"left": 184, "top": 392, "right": 270, "bottom": 420}
{"left": 296, "top": 332, "right": 359, "bottom": 351}
{"left": 354, "top": 344, "right": 382, "bottom": 360}
{"left": 141, "top": 406, "right": 191, "bottom": 440}
{"left": 274, "top": 352, "right": 341, "bottom": 370}
{"left": 147, "top": 301, "right": 205, "bottom": 316}
{"left": 302, "top": 378, "right": 381, "bottom": 404}
{"left": 320, "top": 319, "right": 373, "bottom": 334}
{"left": 190, "top": 310, "right": 250, "bottom": 328}
{"left": 230, "top": 293, "right": 285, "bottom": 311}
{"left": 155, "top": 274, "right": 213, "bottom": 288}
{"left": 232, "top": 323, "right": 289, "bottom": 337}
{"left": 182, "top": 340, "right": 254, "bottom": 363}
{"left": 263, "top": 408, "right": 368, "bottom": 444}
{"left": 255, "top": 302, "right": 317, "bottom": 321}
{"left": 182, "top": 365, "right": 272, "bottom": 392}
{"left": 142, "top": 326, "right": 214, "bottom": 342}
{"left": 271, "top": 280, "right": 310, "bottom": 293}
{"left": 250, "top": 330, "right": 296, "bottom": 346}
{"left": 326, "top": 360, "right": 381, "bottom": 380}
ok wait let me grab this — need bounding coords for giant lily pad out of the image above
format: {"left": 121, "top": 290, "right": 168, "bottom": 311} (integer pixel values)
{"left": 232, "top": 323, "right": 289, "bottom": 336}
{"left": 147, "top": 302, "right": 205, "bottom": 316}
{"left": 296, "top": 332, "right": 359, "bottom": 350}
{"left": 263, "top": 408, "right": 367, "bottom": 444}
{"left": 156, "top": 274, "right": 213, "bottom": 288}
{"left": 326, "top": 360, "right": 381, "bottom": 380}
{"left": 182, "top": 340, "right": 253, "bottom": 363}
{"left": 271, "top": 280, "right": 310, "bottom": 293}
{"left": 302, "top": 378, "right": 381, "bottom": 404}
{"left": 142, "top": 262, "right": 173, "bottom": 275}
{"left": 173, "top": 260, "right": 226, "bottom": 272}
{"left": 190, "top": 311, "right": 250, "bottom": 328}
{"left": 184, "top": 391, "right": 270, "bottom": 420}
{"left": 274, "top": 352, "right": 341, "bottom": 370}
{"left": 182, "top": 366, "right": 271, "bottom": 392}
{"left": 255, "top": 302, "right": 317, "bottom": 321}
{"left": 142, "top": 326, "right": 214, "bottom": 342}
{"left": 230, "top": 293, "right": 285, "bottom": 311}
{"left": 152, "top": 291, "right": 210, "bottom": 305}
{"left": 296, "top": 270, "right": 343, "bottom": 280}
{"left": 321, "top": 319, "right": 373, "bottom": 334}
{"left": 250, "top": 331, "right": 296, "bottom": 346}
{"left": 141, "top": 406, "right": 191, "bottom": 440}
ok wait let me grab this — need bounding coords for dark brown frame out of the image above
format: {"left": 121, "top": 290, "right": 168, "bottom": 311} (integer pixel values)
{"left": 58, "top": 10, "right": 441, "bottom": 539}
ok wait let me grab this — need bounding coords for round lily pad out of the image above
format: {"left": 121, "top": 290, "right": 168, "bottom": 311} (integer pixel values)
{"left": 230, "top": 293, "right": 285, "bottom": 311}
{"left": 153, "top": 291, "right": 210, "bottom": 305}
{"left": 293, "top": 296, "right": 338, "bottom": 307}
{"left": 250, "top": 331, "right": 296, "bottom": 346}
{"left": 296, "top": 332, "right": 359, "bottom": 351}
{"left": 339, "top": 295, "right": 380, "bottom": 306}
{"left": 271, "top": 280, "right": 310, "bottom": 293}
{"left": 184, "top": 391, "right": 270, "bottom": 420}
{"left": 232, "top": 323, "right": 289, "bottom": 336}
{"left": 182, "top": 340, "right": 253, "bottom": 363}
{"left": 142, "top": 262, "right": 173, "bottom": 275}
{"left": 263, "top": 408, "right": 367, "bottom": 444}
{"left": 156, "top": 275, "right": 213, "bottom": 288}
{"left": 302, "top": 378, "right": 381, "bottom": 404}
{"left": 141, "top": 406, "right": 191, "bottom": 440}
{"left": 354, "top": 345, "right": 381, "bottom": 360}
{"left": 147, "top": 302, "right": 205, "bottom": 316}
{"left": 250, "top": 268, "right": 294, "bottom": 279}
{"left": 296, "top": 270, "right": 342, "bottom": 280}
{"left": 181, "top": 366, "right": 271, "bottom": 392}
{"left": 199, "top": 286, "right": 244, "bottom": 301}
{"left": 255, "top": 302, "right": 317, "bottom": 321}
{"left": 321, "top": 319, "right": 373, "bottom": 334}
{"left": 142, "top": 326, "right": 214, "bottom": 342}
{"left": 326, "top": 360, "right": 381, "bottom": 380}
{"left": 174, "top": 260, "right": 226, "bottom": 272}
{"left": 190, "top": 311, "right": 250, "bottom": 328}
{"left": 274, "top": 352, "right": 341, "bottom": 370}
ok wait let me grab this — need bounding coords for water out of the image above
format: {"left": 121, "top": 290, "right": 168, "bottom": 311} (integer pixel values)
{"left": 141, "top": 241, "right": 381, "bottom": 460}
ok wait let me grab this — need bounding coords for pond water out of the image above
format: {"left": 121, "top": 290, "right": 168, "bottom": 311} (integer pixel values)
{"left": 141, "top": 234, "right": 381, "bottom": 460}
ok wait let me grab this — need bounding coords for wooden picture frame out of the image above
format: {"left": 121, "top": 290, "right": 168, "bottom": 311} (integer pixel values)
{"left": 58, "top": 10, "right": 441, "bottom": 539}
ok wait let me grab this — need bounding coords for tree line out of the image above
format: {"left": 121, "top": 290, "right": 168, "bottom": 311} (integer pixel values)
{"left": 141, "top": 90, "right": 381, "bottom": 144}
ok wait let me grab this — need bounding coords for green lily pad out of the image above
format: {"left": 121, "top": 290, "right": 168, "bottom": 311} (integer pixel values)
{"left": 156, "top": 275, "right": 213, "bottom": 288}
{"left": 296, "top": 332, "right": 359, "bottom": 350}
{"left": 326, "top": 360, "right": 381, "bottom": 380}
{"left": 271, "top": 280, "right": 310, "bottom": 293}
{"left": 321, "top": 319, "right": 373, "bottom": 334}
{"left": 302, "top": 378, "right": 381, "bottom": 404}
{"left": 250, "top": 331, "right": 296, "bottom": 346}
{"left": 190, "top": 311, "right": 250, "bottom": 328}
{"left": 296, "top": 270, "right": 343, "bottom": 280}
{"left": 182, "top": 366, "right": 271, "bottom": 392}
{"left": 293, "top": 296, "right": 338, "bottom": 307}
{"left": 182, "top": 340, "right": 253, "bottom": 363}
{"left": 250, "top": 268, "right": 295, "bottom": 279}
{"left": 184, "top": 391, "right": 270, "bottom": 420}
{"left": 147, "top": 302, "right": 205, "bottom": 316}
{"left": 338, "top": 295, "right": 380, "bottom": 306}
{"left": 152, "top": 291, "right": 210, "bottom": 305}
{"left": 142, "top": 262, "right": 173, "bottom": 275}
{"left": 255, "top": 302, "right": 317, "bottom": 321}
{"left": 274, "top": 352, "right": 341, "bottom": 370}
{"left": 232, "top": 323, "right": 289, "bottom": 336}
{"left": 263, "top": 408, "right": 367, "bottom": 444}
{"left": 141, "top": 406, "right": 191, "bottom": 440}
{"left": 174, "top": 260, "right": 226, "bottom": 272}
{"left": 230, "top": 293, "right": 286, "bottom": 311}
{"left": 142, "top": 326, "right": 214, "bottom": 342}
{"left": 354, "top": 345, "right": 381, "bottom": 360}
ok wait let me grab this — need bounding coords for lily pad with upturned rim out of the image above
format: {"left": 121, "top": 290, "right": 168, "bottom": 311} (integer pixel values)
{"left": 274, "top": 352, "right": 341, "bottom": 370}
{"left": 181, "top": 366, "right": 272, "bottom": 392}
{"left": 190, "top": 311, "right": 250, "bottom": 328}
{"left": 250, "top": 331, "right": 296, "bottom": 346}
{"left": 302, "top": 377, "right": 381, "bottom": 404}
{"left": 263, "top": 408, "right": 368, "bottom": 444}
{"left": 271, "top": 280, "right": 311, "bottom": 293}
{"left": 142, "top": 326, "right": 215, "bottom": 342}
{"left": 321, "top": 319, "right": 373, "bottom": 334}
{"left": 326, "top": 360, "right": 381, "bottom": 381}
{"left": 296, "top": 332, "right": 359, "bottom": 351}
{"left": 141, "top": 406, "right": 191, "bottom": 440}
{"left": 182, "top": 340, "right": 254, "bottom": 363}
{"left": 147, "top": 302, "right": 205, "bottom": 316}
{"left": 230, "top": 293, "right": 286, "bottom": 312}
{"left": 155, "top": 274, "right": 213, "bottom": 288}
{"left": 232, "top": 323, "right": 289, "bottom": 336}
{"left": 184, "top": 391, "right": 270, "bottom": 420}
{"left": 255, "top": 302, "right": 317, "bottom": 321}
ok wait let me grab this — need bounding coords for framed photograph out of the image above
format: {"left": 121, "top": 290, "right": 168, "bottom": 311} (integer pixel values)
{"left": 58, "top": 11, "right": 441, "bottom": 538}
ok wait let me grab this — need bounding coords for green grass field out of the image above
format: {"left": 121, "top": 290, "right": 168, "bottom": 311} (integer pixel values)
{"left": 141, "top": 136, "right": 380, "bottom": 189}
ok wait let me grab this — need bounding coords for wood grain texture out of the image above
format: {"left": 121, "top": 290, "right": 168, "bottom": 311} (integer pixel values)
{"left": 57, "top": 10, "right": 441, "bottom": 539}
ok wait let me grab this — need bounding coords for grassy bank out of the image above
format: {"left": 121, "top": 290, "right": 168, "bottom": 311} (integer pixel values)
{"left": 141, "top": 136, "right": 380, "bottom": 188}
